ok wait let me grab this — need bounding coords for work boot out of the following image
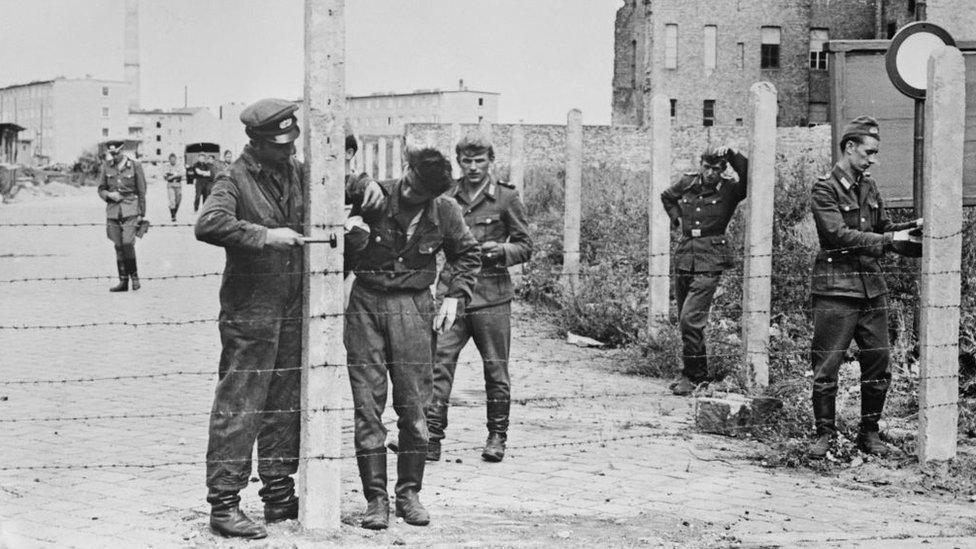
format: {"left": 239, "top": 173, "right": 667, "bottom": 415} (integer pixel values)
{"left": 481, "top": 432, "right": 506, "bottom": 462}
{"left": 259, "top": 475, "right": 298, "bottom": 523}
{"left": 812, "top": 395, "right": 837, "bottom": 439}
{"left": 671, "top": 376, "right": 696, "bottom": 396}
{"left": 425, "top": 440, "right": 441, "bottom": 462}
{"left": 109, "top": 260, "right": 128, "bottom": 292}
{"left": 207, "top": 490, "right": 267, "bottom": 539}
{"left": 125, "top": 258, "right": 141, "bottom": 291}
{"left": 357, "top": 449, "right": 389, "bottom": 530}
{"left": 170, "top": 208, "right": 177, "bottom": 222}
{"left": 395, "top": 447, "right": 430, "bottom": 526}
{"left": 808, "top": 433, "right": 833, "bottom": 459}
{"left": 857, "top": 431, "right": 891, "bottom": 456}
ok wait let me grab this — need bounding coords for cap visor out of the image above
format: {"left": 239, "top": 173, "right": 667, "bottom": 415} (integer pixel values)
{"left": 258, "top": 126, "right": 300, "bottom": 144}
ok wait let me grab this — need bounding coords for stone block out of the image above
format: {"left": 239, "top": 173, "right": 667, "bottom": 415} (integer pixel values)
{"left": 693, "top": 394, "right": 782, "bottom": 436}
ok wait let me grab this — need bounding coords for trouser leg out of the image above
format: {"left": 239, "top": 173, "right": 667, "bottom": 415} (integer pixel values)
{"left": 195, "top": 182, "right": 204, "bottom": 211}
{"left": 427, "top": 314, "right": 471, "bottom": 443}
{"left": 470, "top": 303, "right": 512, "bottom": 434}
{"left": 854, "top": 295, "right": 891, "bottom": 433}
{"left": 345, "top": 283, "right": 391, "bottom": 454}
{"left": 677, "top": 271, "right": 720, "bottom": 381}
{"left": 206, "top": 314, "right": 282, "bottom": 492}
{"left": 811, "top": 295, "right": 860, "bottom": 435}
{"left": 257, "top": 300, "right": 301, "bottom": 479}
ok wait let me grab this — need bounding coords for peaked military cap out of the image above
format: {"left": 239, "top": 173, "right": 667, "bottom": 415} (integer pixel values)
{"left": 841, "top": 115, "right": 880, "bottom": 142}
{"left": 240, "top": 98, "right": 300, "bottom": 144}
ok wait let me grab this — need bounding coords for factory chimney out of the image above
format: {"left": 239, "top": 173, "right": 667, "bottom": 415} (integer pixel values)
{"left": 124, "top": 0, "right": 141, "bottom": 110}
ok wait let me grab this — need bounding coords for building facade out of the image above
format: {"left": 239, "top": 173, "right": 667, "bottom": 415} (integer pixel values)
{"left": 129, "top": 107, "right": 221, "bottom": 163}
{"left": 0, "top": 78, "right": 130, "bottom": 165}
{"left": 345, "top": 85, "right": 500, "bottom": 137}
{"left": 612, "top": 0, "right": 974, "bottom": 128}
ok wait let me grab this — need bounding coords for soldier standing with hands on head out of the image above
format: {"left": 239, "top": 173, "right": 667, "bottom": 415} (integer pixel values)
{"left": 808, "top": 116, "right": 922, "bottom": 459}
{"left": 661, "top": 145, "right": 748, "bottom": 395}
{"left": 195, "top": 98, "right": 307, "bottom": 540}
{"left": 97, "top": 139, "right": 147, "bottom": 292}
{"left": 425, "top": 132, "right": 533, "bottom": 463}
{"left": 345, "top": 145, "right": 480, "bottom": 530}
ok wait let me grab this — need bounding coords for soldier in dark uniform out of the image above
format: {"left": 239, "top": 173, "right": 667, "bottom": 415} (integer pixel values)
{"left": 808, "top": 116, "right": 922, "bottom": 458}
{"left": 425, "top": 133, "right": 532, "bottom": 463}
{"left": 192, "top": 153, "right": 216, "bottom": 212}
{"left": 344, "top": 146, "right": 480, "bottom": 530}
{"left": 661, "top": 145, "right": 748, "bottom": 395}
{"left": 195, "top": 98, "right": 307, "bottom": 539}
{"left": 97, "top": 140, "right": 146, "bottom": 292}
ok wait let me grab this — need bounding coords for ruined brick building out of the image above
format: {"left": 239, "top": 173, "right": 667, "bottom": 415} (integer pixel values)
{"left": 612, "top": 0, "right": 976, "bottom": 127}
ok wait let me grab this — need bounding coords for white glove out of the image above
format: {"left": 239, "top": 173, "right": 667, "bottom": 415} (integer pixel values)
{"left": 433, "top": 297, "right": 460, "bottom": 334}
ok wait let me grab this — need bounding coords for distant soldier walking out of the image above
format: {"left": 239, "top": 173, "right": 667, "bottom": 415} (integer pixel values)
{"left": 97, "top": 139, "right": 146, "bottom": 292}
{"left": 426, "top": 133, "right": 532, "bottom": 463}
{"left": 661, "top": 145, "right": 748, "bottom": 395}
{"left": 808, "top": 116, "right": 922, "bottom": 458}
{"left": 163, "top": 152, "right": 184, "bottom": 222}
{"left": 192, "top": 153, "right": 216, "bottom": 212}
{"left": 195, "top": 98, "right": 306, "bottom": 539}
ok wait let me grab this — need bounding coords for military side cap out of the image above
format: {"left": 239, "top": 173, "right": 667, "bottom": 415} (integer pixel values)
{"left": 240, "top": 98, "right": 300, "bottom": 144}
{"left": 104, "top": 140, "right": 126, "bottom": 152}
{"left": 841, "top": 115, "right": 880, "bottom": 142}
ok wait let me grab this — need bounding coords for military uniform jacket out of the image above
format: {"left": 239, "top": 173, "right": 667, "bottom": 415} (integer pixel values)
{"left": 661, "top": 152, "right": 748, "bottom": 272}
{"left": 810, "top": 164, "right": 914, "bottom": 299}
{"left": 97, "top": 156, "right": 146, "bottom": 219}
{"left": 438, "top": 176, "right": 533, "bottom": 310}
{"left": 347, "top": 177, "right": 481, "bottom": 304}
{"left": 194, "top": 145, "right": 305, "bottom": 317}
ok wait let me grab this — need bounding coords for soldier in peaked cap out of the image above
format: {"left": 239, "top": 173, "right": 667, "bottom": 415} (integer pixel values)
{"left": 807, "top": 115, "right": 922, "bottom": 459}
{"left": 661, "top": 144, "right": 749, "bottom": 396}
{"left": 344, "top": 145, "right": 481, "bottom": 530}
{"left": 425, "top": 132, "right": 533, "bottom": 463}
{"left": 195, "top": 98, "right": 307, "bottom": 539}
{"left": 97, "top": 139, "right": 147, "bottom": 292}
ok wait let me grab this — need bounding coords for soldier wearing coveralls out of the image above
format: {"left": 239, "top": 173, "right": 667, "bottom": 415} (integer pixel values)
{"left": 195, "top": 98, "right": 308, "bottom": 540}
{"left": 164, "top": 152, "right": 184, "bottom": 222}
{"left": 97, "top": 140, "right": 147, "bottom": 293}
{"left": 426, "top": 133, "right": 533, "bottom": 463}
{"left": 345, "top": 147, "right": 480, "bottom": 530}
{"left": 808, "top": 116, "right": 922, "bottom": 459}
{"left": 661, "top": 146, "right": 748, "bottom": 396}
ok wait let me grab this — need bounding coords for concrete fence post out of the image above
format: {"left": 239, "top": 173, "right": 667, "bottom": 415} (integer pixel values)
{"left": 450, "top": 123, "right": 462, "bottom": 178}
{"left": 391, "top": 136, "right": 402, "bottom": 178}
{"left": 918, "top": 46, "right": 965, "bottom": 464}
{"left": 741, "top": 82, "right": 777, "bottom": 389}
{"left": 647, "top": 95, "right": 672, "bottom": 336}
{"left": 479, "top": 119, "right": 494, "bottom": 179}
{"left": 510, "top": 122, "right": 526, "bottom": 198}
{"left": 301, "top": 0, "right": 345, "bottom": 530}
{"left": 377, "top": 136, "right": 387, "bottom": 180}
{"left": 562, "top": 109, "right": 583, "bottom": 295}
{"left": 363, "top": 138, "right": 374, "bottom": 179}
{"left": 355, "top": 137, "right": 364, "bottom": 173}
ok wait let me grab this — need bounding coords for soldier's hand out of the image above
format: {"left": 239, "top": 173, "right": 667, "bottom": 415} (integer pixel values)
{"left": 362, "top": 181, "right": 385, "bottom": 212}
{"left": 893, "top": 228, "right": 922, "bottom": 243}
{"left": 105, "top": 191, "right": 123, "bottom": 202}
{"left": 914, "top": 217, "right": 923, "bottom": 229}
{"left": 480, "top": 241, "right": 502, "bottom": 266}
{"left": 715, "top": 144, "right": 737, "bottom": 158}
{"left": 434, "top": 297, "right": 460, "bottom": 334}
{"left": 265, "top": 227, "right": 306, "bottom": 249}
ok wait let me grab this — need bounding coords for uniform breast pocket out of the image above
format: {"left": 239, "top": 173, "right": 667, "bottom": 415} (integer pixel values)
{"left": 839, "top": 201, "right": 861, "bottom": 228}
{"left": 703, "top": 196, "right": 725, "bottom": 219}
{"left": 408, "top": 236, "right": 442, "bottom": 268}
{"left": 472, "top": 214, "right": 501, "bottom": 241}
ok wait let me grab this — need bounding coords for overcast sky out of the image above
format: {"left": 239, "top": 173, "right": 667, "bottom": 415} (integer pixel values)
{"left": 0, "top": 0, "right": 620, "bottom": 125}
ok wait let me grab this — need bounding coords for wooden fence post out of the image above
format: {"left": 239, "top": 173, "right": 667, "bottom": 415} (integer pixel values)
{"left": 301, "top": 0, "right": 345, "bottom": 530}
{"left": 918, "top": 46, "right": 965, "bottom": 463}
{"left": 562, "top": 109, "right": 583, "bottom": 294}
{"left": 647, "top": 95, "right": 671, "bottom": 336}
{"left": 741, "top": 82, "right": 777, "bottom": 389}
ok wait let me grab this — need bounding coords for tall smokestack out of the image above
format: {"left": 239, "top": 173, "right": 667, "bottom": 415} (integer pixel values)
{"left": 124, "top": 0, "right": 140, "bottom": 110}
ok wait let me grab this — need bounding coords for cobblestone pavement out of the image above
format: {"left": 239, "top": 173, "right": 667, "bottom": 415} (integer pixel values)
{"left": 1, "top": 187, "right": 975, "bottom": 548}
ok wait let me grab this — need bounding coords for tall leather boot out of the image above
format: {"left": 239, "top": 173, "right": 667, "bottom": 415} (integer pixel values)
{"left": 259, "top": 475, "right": 298, "bottom": 523}
{"left": 125, "top": 258, "right": 140, "bottom": 291}
{"left": 809, "top": 395, "right": 837, "bottom": 459}
{"left": 425, "top": 401, "right": 447, "bottom": 461}
{"left": 356, "top": 449, "right": 389, "bottom": 530}
{"left": 858, "top": 391, "right": 891, "bottom": 456}
{"left": 394, "top": 448, "right": 430, "bottom": 526}
{"left": 482, "top": 399, "right": 510, "bottom": 462}
{"left": 109, "top": 260, "right": 128, "bottom": 292}
{"left": 207, "top": 489, "right": 267, "bottom": 539}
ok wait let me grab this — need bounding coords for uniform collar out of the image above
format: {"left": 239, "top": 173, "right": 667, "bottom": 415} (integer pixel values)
{"left": 452, "top": 175, "right": 496, "bottom": 205}
{"left": 832, "top": 163, "right": 863, "bottom": 192}
{"left": 110, "top": 155, "right": 130, "bottom": 171}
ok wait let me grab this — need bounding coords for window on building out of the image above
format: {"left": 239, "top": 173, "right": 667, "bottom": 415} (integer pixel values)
{"left": 388, "top": 117, "right": 392, "bottom": 125}
{"left": 738, "top": 42, "right": 745, "bottom": 69}
{"left": 156, "top": 135, "right": 161, "bottom": 142}
{"left": 156, "top": 148, "right": 162, "bottom": 156}
{"left": 908, "top": 0, "right": 917, "bottom": 14}
{"left": 102, "top": 86, "right": 109, "bottom": 96}
{"left": 887, "top": 22, "right": 897, "bottom": 39}
{"left": 670, "top": 98, "right": 677, "bottom": 118}
{"left": 156, "top": 121, "right": 162, "bottom": 129}
{"left": 735, "top": 118, "right": 744, "bottom": 126}
{"left": 760, "top": 26, "right": 781, "bottom": 69}
{"left": 703, "top": 25, "right": 717, "bottom": 70}
{"left": 809, "top": 29, "right": 828, "bottom": 70}
{"left": 102, "top": 128, "right": 109, "bottom": 137}
{"left": 664, "top": 24, "right": 678, "bottom": 69}
{"left": 702, "top": 100, "right": 715, "bottom": 127}
{"left": 478, "top": 97, "right": 484, "bottom": 106}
